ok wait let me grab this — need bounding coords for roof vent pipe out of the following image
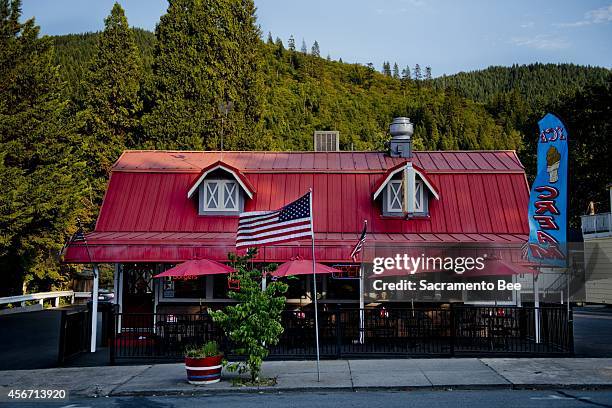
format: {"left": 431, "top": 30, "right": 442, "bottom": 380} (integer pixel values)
{"left": 389, "top": 117, "right": 413, "bottom": 158}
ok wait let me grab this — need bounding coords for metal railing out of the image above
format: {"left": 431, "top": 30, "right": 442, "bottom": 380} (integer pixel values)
{"left": 110, "top": 305, "right": 573, "bottom": 363}
{"left": 581, "top": 212, "right": 612, "bottom": 236}
{"left": 0, "top": 290, "right": 91, "bottom": 309}
{"left": 58, "top": 308, "right": 91, "bottom": 364}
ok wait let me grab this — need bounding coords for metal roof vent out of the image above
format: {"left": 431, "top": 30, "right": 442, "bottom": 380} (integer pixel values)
{"left": 314, "top": 131, "right": 340, "bottom": 152}
{"left": 389, "top": 117, "right": 413, "bottom": 158}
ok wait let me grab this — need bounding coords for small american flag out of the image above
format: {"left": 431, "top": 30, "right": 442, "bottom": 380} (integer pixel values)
{"left": 236, "top": 192, "right": 313, "bottom": 249}
{"left": 350, "top": 221, "right": 367, "bottom": 261}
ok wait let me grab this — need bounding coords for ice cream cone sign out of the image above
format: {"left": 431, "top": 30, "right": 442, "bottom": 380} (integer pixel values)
{"left": 546, "top": 146, "right": 561, "bottom": 183}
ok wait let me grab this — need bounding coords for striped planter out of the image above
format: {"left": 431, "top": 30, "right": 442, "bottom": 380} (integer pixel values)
{"left": 185, "top": 355, "right": 223, "bottom": 385}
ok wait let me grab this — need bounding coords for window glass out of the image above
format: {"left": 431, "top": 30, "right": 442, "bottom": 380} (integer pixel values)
{"left": 415, "top": 181, "right": 423, "bottom": 212}
{"left": 388, "top": 181, "right": 403, "bottom": 212}
{"left": 205, "top": 182, "right": 218, "bottom": 209}
{"left": 204, "top": 180, "right": 238, "bottom": 211}
{"left": 223, "top": 182, "right": 237, "bottom": 209}
{"left": 171, "top": 277, "right": 206, "bottom": 299}
{"left": 213, "top": 275, "right": 230, "bottom": 298}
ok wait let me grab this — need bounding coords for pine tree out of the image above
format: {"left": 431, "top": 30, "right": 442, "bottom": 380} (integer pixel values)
{"left": 414, "top": 64, "right": 422, "bottom": 81}
{"left": 79, "top": 2, "right": 143, "bottom": 205}
{"left": 142, "top": 0, "right": 265, "bottom": 150}
{"left": 300, "top": 39, "right": 307, "bottom": 53}
{"left": 382, "top": 61, "right": 391, "bottom": 76}
{"left": 392, "top": 62, "right": 400, "bottom": 79}
{"left": 287, "top": 35, "right": 295, "bottom": 51}
{"left": 0, "top": 0, "right": 86, "bottom": 295}
{"left": 266, "top": 31, "right": 273, "bottom": 45}
{"left": 274, "top": 37, "right": 284, "bottom": 50}
{"left": 425, "top": 66, "right": 432, "bottom": 80}
{"left": 326, "top": 54, "right": 331, "bottom": 61}
{"left": 401, "top": 65, "right": 411, "bottom": 80}
{"left": 311, "top": 40, "right": 320, "bottom": 57}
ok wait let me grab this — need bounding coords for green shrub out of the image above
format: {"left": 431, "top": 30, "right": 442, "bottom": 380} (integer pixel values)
{"left": 211, "top": 249, "right": 288, "bottom": 383}
{"left": 185, "top": 340, "right": 221, "bottom": 358}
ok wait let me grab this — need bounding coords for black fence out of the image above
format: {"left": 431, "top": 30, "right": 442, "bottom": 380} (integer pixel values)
{"left": 58, "top": 308, "right": 90, "bottom": 364}
{"left": 110, "top": 305, "right": 573, "bottom": 363}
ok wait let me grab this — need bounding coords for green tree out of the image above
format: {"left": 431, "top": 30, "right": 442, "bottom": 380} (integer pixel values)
{"left": 287, "top": 35, "right": 295, "bottom": 51}
{"left": 548, "top": 78, "right": 611, "bottom": 227}
{"left": 382, "top": 61, "right": 391, "bottom": 76}
{"left": 142, "top": 0, "right": 265, "bottom": 150}
{"left": 78, "top": 2, "right": 143, "bottom": 206}
{"left": 392, "top": 62, "right": 400, "bottom": 79}
{"left": 211, "top": 250, "right": 288, "bottom": 383}
{"left": 401, "top": 65, "right": 411, "bottom": 80}
{"left": 311, "top": 40, "right": 320, "bottom": 57}
{"left": 300, "top": 39, "right": 307, "bottom": 53}
{"left": 0, "top": 0, "right": 86, "bottom": 295}
{"left": 414, "top": 64, "right": 422, "bottom": 81}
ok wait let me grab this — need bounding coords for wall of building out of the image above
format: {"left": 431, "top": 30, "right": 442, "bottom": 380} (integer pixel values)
{"left": 584, "top": 237, "right": 612, "bottom": 304}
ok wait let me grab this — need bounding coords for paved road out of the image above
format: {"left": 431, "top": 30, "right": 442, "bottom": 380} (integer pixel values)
{"left": 0, "top": 309, "right": 63, "bottom": 370}
{"left": 1, "top": 390, "right": 612, "bottom": 408}
{"left": 573, "top": 307, "right": 612, "bottom": 357}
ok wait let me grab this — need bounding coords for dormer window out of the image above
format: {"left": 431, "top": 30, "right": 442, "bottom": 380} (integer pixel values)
{"left": 373, "top": 162, "right": 439, "bottom": 218}
{"left": 204, "top": 180, "right": 238, "bottom": 212}
{"left": 187, "top": 161, "right": 256, "bottom": 216}
{"left": 385, "top": 180, "right": 426, "bottom": 215}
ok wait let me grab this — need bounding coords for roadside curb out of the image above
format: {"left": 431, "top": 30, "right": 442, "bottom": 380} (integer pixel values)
{"left": 106, "top": 383, "right": 612, "bottom": 397}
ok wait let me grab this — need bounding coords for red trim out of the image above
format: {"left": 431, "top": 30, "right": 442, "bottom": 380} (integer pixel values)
{"left": 371, "top": 162, "right": 440, "bottom": 199}
{"left": 188, "top": 160, "right": 256, "bottom": 197}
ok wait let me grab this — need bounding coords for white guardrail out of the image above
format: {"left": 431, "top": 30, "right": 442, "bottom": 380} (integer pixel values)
{"left": 0, "top": 290, "right": 91, "bottom": 308}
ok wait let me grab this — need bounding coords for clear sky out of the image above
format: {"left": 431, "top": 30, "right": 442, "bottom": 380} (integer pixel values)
{"left": 22, "top": 0, "right": 612, "bottom": 76}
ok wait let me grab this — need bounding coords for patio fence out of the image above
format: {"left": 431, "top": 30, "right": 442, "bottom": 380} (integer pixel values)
{"left": 109, "top": 305, "right": 573, "bottom": 363}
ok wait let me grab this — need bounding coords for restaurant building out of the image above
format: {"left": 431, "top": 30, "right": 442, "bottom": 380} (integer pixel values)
{"left": 63, "top": 119, "right": 571, "bottom": 359}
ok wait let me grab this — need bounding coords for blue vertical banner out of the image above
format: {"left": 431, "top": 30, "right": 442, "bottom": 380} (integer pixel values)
{"left": 527, "top": 113, "right": 568, "bottom": 266}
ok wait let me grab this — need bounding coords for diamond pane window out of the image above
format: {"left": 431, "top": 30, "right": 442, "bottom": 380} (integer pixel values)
{"left": 204, "top": 180, "right": 238, "bottom": 211}
{"left": 387, "top": 181, "right": 403, "bottom": 212}
{"left": 205, "top": 182, "right": 218, "bottom": 209}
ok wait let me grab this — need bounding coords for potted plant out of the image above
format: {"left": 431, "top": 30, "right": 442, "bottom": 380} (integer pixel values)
{"left": 184, "top": 341, "right": 223, "bottom": 384}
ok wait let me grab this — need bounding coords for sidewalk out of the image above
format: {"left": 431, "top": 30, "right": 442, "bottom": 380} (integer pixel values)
{"left": 1, "top": 358, "right": 611, "bottom": 397}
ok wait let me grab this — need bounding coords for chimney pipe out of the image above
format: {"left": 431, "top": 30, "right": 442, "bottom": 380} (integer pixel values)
{"left": 389, "top": 117, "right": 413, "bottom": 158}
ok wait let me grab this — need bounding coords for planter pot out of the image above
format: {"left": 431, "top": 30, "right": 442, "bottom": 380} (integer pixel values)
{"left": 185, "top": 354, "right": 223, "bottom": 385}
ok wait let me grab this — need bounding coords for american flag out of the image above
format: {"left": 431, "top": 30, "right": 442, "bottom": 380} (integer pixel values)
{"left": 236, "top": 192, "right": 313, "bottom": 249}
{"left": 350, "top": 221, "right": 367, "bottom": 261}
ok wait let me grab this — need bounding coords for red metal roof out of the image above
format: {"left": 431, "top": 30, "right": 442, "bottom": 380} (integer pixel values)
{"left": 65, "top": 150, "right": 529, "bottom": 263}
{"left": 112, "top": 150, "right": 525, "bottom": 173}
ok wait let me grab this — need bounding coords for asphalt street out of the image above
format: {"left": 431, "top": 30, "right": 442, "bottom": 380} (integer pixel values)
{"left": 574, "top": 309, "right": 612, "bottom": 357}
{"left": 1, "top": 390, "right": 612, "bottom": 408}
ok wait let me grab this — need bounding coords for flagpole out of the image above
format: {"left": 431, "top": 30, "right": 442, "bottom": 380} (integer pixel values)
{"left": 358, "top": 220, "right": 367, "bottom": 345}
{"left": 309, "top": 188, "right": 321, "bottom": 382}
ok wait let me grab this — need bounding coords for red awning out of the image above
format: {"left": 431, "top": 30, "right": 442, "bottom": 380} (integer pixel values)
{"left": 153, "top": 259, "right": 233, "bottom": 278}
{"left": 63, "top": 232, "right": 528, "bottom": 264}
{"left": 270, "top": 259, "right": 342, "bottom": 278}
